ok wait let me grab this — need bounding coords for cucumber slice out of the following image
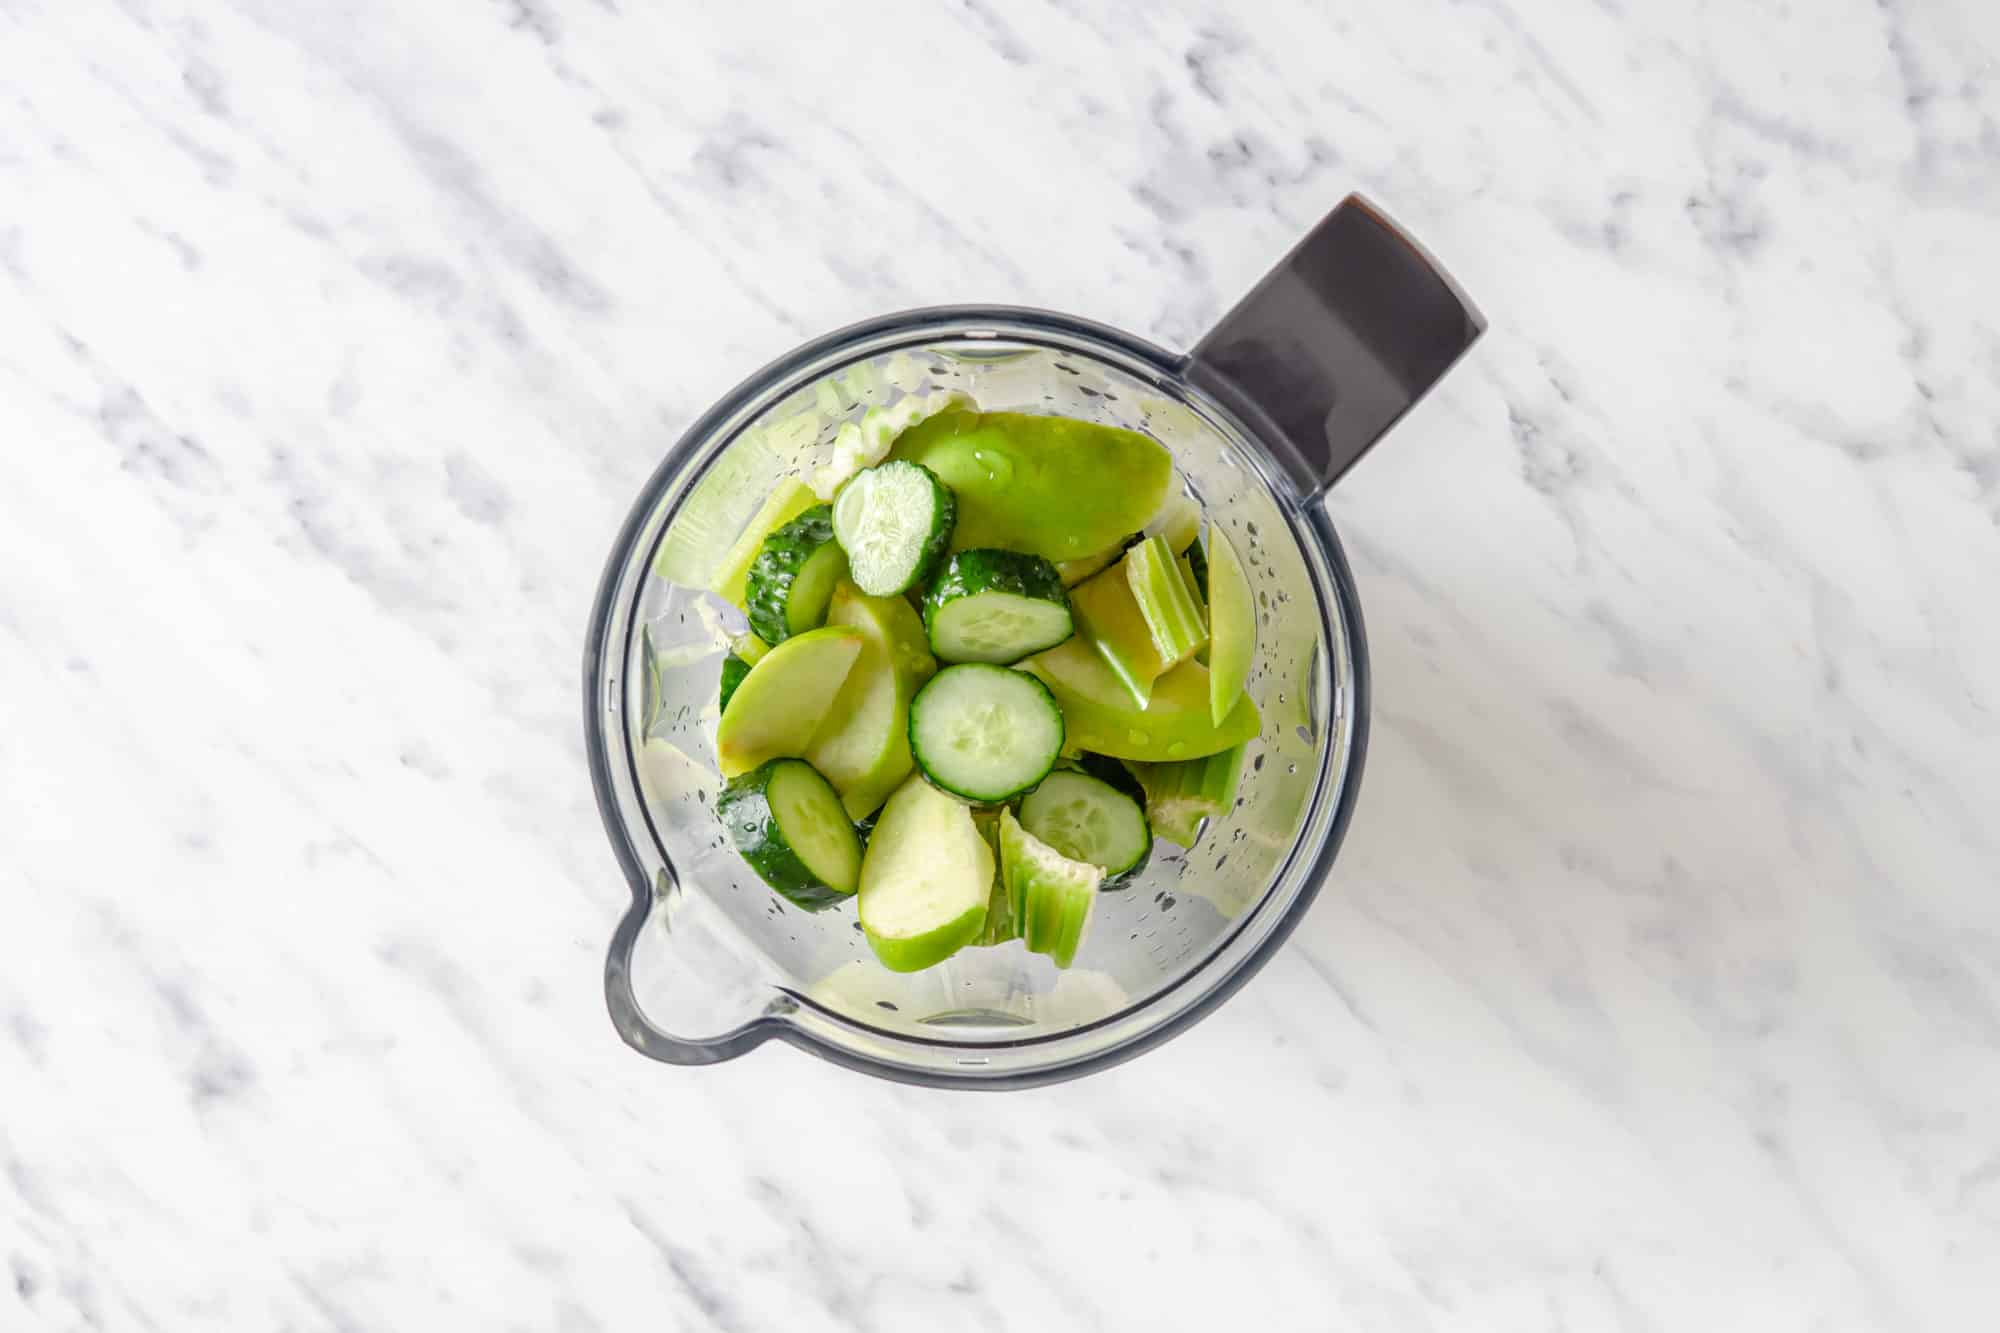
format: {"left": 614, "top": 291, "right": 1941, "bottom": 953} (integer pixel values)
{"left": 718, "top": 759, "right": 862, "bottom": 910}
{"left": 746, "top": 505, "right": 848, "bottom": 644}
{"left": 831, "top": 460, "right": 956, "bottom": 596}
{"left": 1206, "top": 528, "right": 1255, "bottom": 726}
{"left": 1134, "top": 743, "right": 1248, "bottom": 846}
{"left": 805, "top": 584, "right": 928, "bottom": 819}
{"left": 924, "top": 549, "right": 1073, "bottom": 664}
{"left": 715, "top": 625, "right": 865, "bottom": 778}
{"left": 1066, "top": 560, "right": 1168, "bottom": 707}
{"left": 999, "top": 810, "right": 1100, "bottom": 969}
{"left": 710, "top": 478, "right": 817, "bottom": 608}
{"left": 909, "top": 664, "right": 1065, "bottom": 803}
{"left": 858, "top": 776, "right": 993, "bottom": 972}
{"left": 1019, "top": 638, "right": 1260, "bottom": 763}
{"left": 887, "top": 411, "right": 1173, "bottom": 561}
{"left": 1126, "top": 536, "right": 1207, "bottom": 667}
{"left": 1019, "top": 769, "right": 1152, "bottom": 886}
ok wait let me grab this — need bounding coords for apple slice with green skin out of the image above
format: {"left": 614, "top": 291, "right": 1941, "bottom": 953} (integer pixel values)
{"left": 887, "top": 411, "right": 1172, "bottom": 562}
{"left": 715, "top": 625, "right": 864, "bottom": 778}
{"left": 858, "top": 776, "right": 992, "bottom": 972}
{"left": 710, "top": 478, "right": 817, "bottom": 609}
{"left": 805, "top": 584, "right": 933, "bottom": 819}
{"left": 1205, "top": 528, "right": 1255, "bottom": 726}
{"left": 1020, "top": 638, "right": 1260, "bottom": 762}
{"left": 999, "top": 810, "right": 1100, "bottom": 968}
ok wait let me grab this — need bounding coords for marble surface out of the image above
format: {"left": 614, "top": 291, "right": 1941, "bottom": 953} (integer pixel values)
{"left": 3, "top": 0, "right": 1998, "bottom": 1327}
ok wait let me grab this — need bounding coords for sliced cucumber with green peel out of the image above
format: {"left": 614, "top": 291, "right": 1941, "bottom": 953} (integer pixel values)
{"left": 746, "top": 505, "right": 848, "bottom": 644}
{"left": 999, "top": 810, "right": 1100, "bottom": 968}
{"left": 924, "top": 549, "right": 1073, "bottom": 664}
{"left": 1126, "top": 535, "right": 1207, "bottom": 667}
{"left": 1134, "top": 742, "right": 1248, "bottom": 846}
{"left": 1066, "top": 559, "right": 1168, "bottom": 707}
{"left": 1019, "top": 638, "right": 1260, "bottom": 762}
{"left": 1019, "top": 768, "right": 1151, "bottom": 886}
{"left": 858, "top": 776, "right": 992, "bottom": 972}
{"left": 887, "top": 410, "right": 1173, "bottom": 561}
{"left": 710, "top": 479, "right": 818, "bottom": 609}
{"left": 718, "top": 758, "right": 863, "bottom": 910}
{"left": 716, "top": 625, "right": 865, "bottom": 778}
{"left": 1206, "top": 528, "right": 1255, "bottom": 725}
{"left": 831, "top": 460, "right": 955, "bottom": 596}
{"left": 909, "top": 664, "right": 1065, "bottom": 803}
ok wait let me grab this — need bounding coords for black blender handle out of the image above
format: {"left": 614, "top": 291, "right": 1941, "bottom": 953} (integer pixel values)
{"left": 1184, "top": 194, "right": 1486, "bottom": 498}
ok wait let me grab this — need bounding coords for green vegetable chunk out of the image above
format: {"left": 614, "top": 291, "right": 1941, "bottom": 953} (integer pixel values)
{"left": 1019, "top": 638, "right": 1260, "bottom": 763}
{"left": 715, "top": 625, "right": 864, "bottom": 778}
{"left": 718, "top": 758, "right": 863, "bottom": 910}
{"left": 887, "top": 411, "right": 1173, "bottom": 562}
{"left": 745, "top": 504, "right": 849, "bottom": 645}
{"left": 924, "top": 549, "right": 1073, "bottom": 664}
{"left": 1132, "top": 742, "right": 1248, "bottom": 846}
{"left": 1125, "top": 535, "right": 1207, "bottom": 667}
{"left": 999, "top": 810, "right": 1100, "bottom": 969}
{"left": 1206, "top": 528, "right": 1255, "bottom": 726}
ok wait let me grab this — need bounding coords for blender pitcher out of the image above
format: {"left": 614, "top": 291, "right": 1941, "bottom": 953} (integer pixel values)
{"left": 585, "top": 195, "right": 1483, "bottom": 1088}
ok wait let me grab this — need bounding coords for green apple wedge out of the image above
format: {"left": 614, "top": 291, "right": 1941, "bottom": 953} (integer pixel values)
{"left": 715, "top": 625, "right": 864, "bottom": 778}
{"left": 1019, "top": 637, "right": 1259, "bottom": 763}
{"left": 1205, "top": 527, "right": 1255, "bottom": 725}
{"left": 858, "top": 776, "right": 992, "bottom": 972}
{"left": 805, "top": 583, "right": 936, "bottom": 819}
{"left": 998, "top": 809, "right": 1100, "bottom": 969}
{"left": 887, "top": 411, "right": 1172, "bottom": 562}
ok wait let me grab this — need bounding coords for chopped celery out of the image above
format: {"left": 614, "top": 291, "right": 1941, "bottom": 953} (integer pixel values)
{"left": 1067, "top": 562, "right": 1168, "bottom": 708}
{"left": 1125, "top": 536, "right": 1207, "bottom": 668}
{"left": 1135, "top": 743, "right": 1248, "bottom": 846}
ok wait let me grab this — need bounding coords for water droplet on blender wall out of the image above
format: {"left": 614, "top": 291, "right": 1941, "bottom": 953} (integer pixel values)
{"left": 1286, "top": 762, "right": 1298, "bottom": 774}
{"left": 1252, "top": 753, "right": 1266, "bottom": 772}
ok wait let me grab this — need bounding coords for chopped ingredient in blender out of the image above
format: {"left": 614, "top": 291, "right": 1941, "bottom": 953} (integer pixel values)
{"left": 1125, "top": 534, "right": 1209, "bottom": 668}
{"left": 804, "top": 583, "right": 926, "bottom": 820}
{"left": 1204, "top": 527, "right": 1256, "bottom": 726}
{"left": 830, "top": 459, "right": 955, "bottom": 595}
{"left": 708, "top": 399, "right": 1266, "bottom": 973}
{"left": 858, "top": 775, "right": 993, "bottom": 972}
{"left": 1131, "top": 742, "right": 1248, "bottom": 847}
{"left": 1018, "top": 766, "right": 1152, "bottom": 886}
{"left": 710, "top": 478, "right": 817, "bottom": 609}
{"left": 923, "top": 549, "right": 1074, "bottom": 664}
{"left": 909, "top": 663, "right": 1065, "bottom": 803}
{"left": 886, "top": 410, "right": 1173, "bottom": 560}
{"left": 715, "top": 625, "right": 864, "bottom": 778}
{"left": 999, "top": 809, "right": 1100, "bottom": 969}
{"left": 744, "top": 504, "right": 847, "bottom": 644}
{"left": 718, "top": 758, "right": 863, "bottom": 909}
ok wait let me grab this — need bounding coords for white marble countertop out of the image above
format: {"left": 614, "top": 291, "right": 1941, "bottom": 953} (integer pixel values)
{"left": 4, "top": 1, "right": 1998, "bottom": 1328}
